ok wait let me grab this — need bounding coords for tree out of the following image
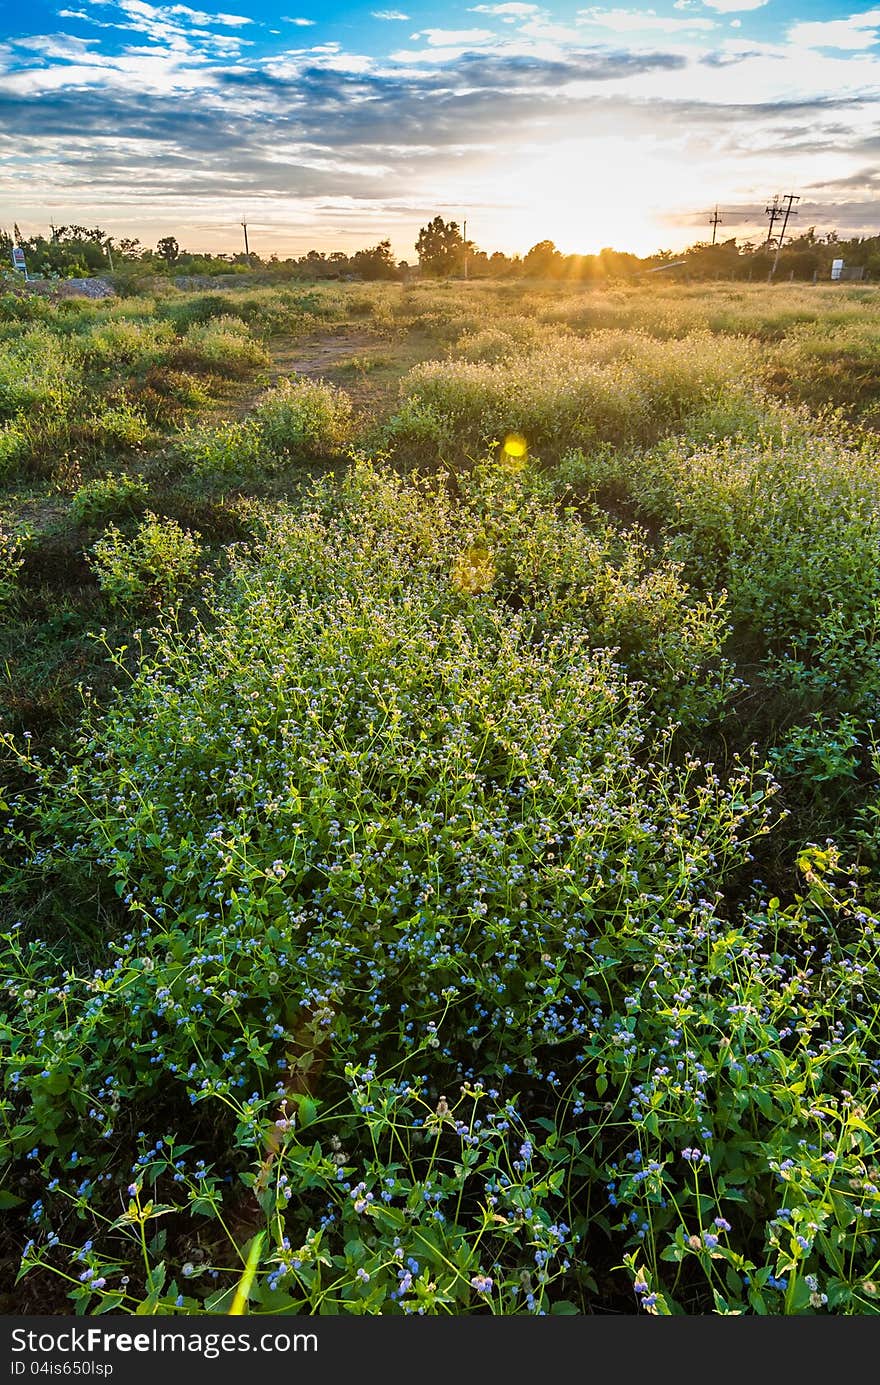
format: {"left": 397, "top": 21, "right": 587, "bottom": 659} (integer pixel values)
{"left": 156, "top": 236, "right": 179, "bottom": 264}
{"left": 350, "top": 239, "right": 399, "bottom": 281}
{"left": 522, "top": 240, "right": 562, "bottom": 277}
{"left": 415, "top": 216, "right": 464, "bottom": 277}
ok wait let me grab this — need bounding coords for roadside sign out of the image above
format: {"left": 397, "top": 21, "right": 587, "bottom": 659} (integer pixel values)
{"left": 831, "top": 258, "right": 844, "bottom": 281}
{"left": 11, "top": 246, "right": 26, "bottom": 272}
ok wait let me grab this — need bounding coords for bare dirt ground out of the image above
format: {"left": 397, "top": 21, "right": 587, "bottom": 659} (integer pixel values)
{"left": 223, "top": 324, "right": 432, "bottom": 423}
{"left": 270, "top": 327, "right": 381, "bottom": 380}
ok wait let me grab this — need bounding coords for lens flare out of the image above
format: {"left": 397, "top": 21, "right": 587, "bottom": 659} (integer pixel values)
{"left": 501, "top": 432, "right": 528, "bottom": 471}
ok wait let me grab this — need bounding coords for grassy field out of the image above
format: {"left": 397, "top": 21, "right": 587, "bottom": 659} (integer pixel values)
{"left": 4, "top": 274, "right": 880, "bottom": 1316}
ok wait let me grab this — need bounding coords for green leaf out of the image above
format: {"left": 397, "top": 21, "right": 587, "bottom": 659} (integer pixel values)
{"left": 296, "top": 1095, "right": 318, "bottom": 1128}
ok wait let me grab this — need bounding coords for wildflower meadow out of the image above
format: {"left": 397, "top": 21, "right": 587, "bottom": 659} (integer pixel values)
{"left": 3, "top": 277, "right": 880, "bottom": 1315}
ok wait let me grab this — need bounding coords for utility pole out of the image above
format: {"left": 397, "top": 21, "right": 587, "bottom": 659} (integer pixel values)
{"left": 770, "top": 193, "right": 799, "bottom": 278}
{"left": 104, "top": 239, "right": 114, "bottom": 272}
{"left": 241, "top": 217, "right": 250, "bottom": 265}
{"left": 764, "top": 194, "right": 783, "bottom": 249}
{"left": 462, "top": 218, "right": 468, "bottom": 281}
{"left": 709, "top": 206, "right": 722, "bottom": 245}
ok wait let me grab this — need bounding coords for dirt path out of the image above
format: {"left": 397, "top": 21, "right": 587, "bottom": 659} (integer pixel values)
{"left": 222, "top": 325, "right": 398, "bottom": 422}
{"left": 270, "top": 327, "right": 382, "bottom": 381}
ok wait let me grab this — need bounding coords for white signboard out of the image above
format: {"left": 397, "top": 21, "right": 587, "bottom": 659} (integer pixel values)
{"left": 11, "top": 246, "right": 26, "bottom": 272}
{"left": 831, "top": 258, "right": 844, "bottom": 281}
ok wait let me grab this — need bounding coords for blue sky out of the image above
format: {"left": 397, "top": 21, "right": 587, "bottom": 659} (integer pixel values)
{"left": 1, "top": 0, "right": 879, "bottom": 257}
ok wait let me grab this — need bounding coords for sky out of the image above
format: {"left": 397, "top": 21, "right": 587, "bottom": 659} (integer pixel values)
{"left": 1, "top": 0, "right": 879, "bottom": 259}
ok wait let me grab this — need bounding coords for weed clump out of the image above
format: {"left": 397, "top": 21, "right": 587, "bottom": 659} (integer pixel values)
{"left": 87, "top": 511, "right": 203, "bottom": 608}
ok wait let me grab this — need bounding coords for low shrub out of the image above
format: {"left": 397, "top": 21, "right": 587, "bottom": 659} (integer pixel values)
{"left": 71, "top": 473, "right": 150, "bottom": 527}
{"left": 253, "top": 377, "right": 353, "bottom": 457}
{"left": 385, "top": 331, "right": 757, "bottom": 462}
{"left": 177, "top": 379, "right": 354, "bottom": 484}
{"left": 175, "top": 317, "right": 270, "bottom": 377}
{"left": 86, "top": 511, "right": 203, "bottom": 608}
{"left": 79, "top": 319, "right": 176, "bottom": 371}
{"left": 3, "top": 461, "right": 780, "bottom": 1313}
{"left": 0, "top": 328, "right": 79, "bottom": 419}
{"left": 177, "top": 419, "right": 266, "bottom": 485}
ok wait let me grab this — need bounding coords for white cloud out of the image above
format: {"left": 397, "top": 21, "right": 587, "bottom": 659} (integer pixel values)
{"left": 518, "top": 17, "right": 580, "bottom": 37}
{"left": 577, "top": 7, "right": 715, "bottom": 32}
{"left": 699, "top": 0, "right": 768, "bottom": 11}
{"left": 166, "top": 5, "right": 253, "bottom": 23}
{"left": 372, "top": 9, "right": 410, "bottom": 18}
{"left": 470, "top": 3, "right": 541, "bottom": 13}
{"left": 15, "top": 32, "right": 102, "bottom": 59}
{"left": 282, "top": 15, "right": 315, "bottom": 24}
{"left": 417, "top": 27, "right": 497, "bottom": 43}
{"left": 789, "top": 9, "right": 880, "bottom": 50}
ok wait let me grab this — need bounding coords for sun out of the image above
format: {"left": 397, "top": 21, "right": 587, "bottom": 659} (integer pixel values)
{"left": 491, "top": 136, "right": 711, "bottom": 256}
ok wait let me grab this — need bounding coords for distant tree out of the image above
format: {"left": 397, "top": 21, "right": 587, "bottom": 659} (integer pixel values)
{"left": 488, "top": 250, "right": 515, "bottom": 277}
{"left": 523, "top": 240, "right": 562, "bottom": 277}
{"left": 67, "top": 225, "right": 107, "bottom": 244}
{"left": 415, "top": 216, "right": 464, "bottom": 277}
{"left": 684, "top": 237, "right": 742, "bottom": 280}
{"left": 350, "top": 239, "right": 399, "bottom": 281}
{"left": 298, "top": 249, "right": 334, "bottom": 279}
{"left": 156, "top": 236, "right": 179, "bottom": 264}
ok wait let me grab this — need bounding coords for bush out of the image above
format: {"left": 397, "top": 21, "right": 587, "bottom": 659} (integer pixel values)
{"left": 87, "top": 512, "right": 203, "bottom": 608}
{"left": 71, "top": 473, "right": 150, "bottom": 527}
{"left": 0, "top": 420, "right": 28, "bottom": 479}
{"left": 0, "top": 328, "right": 79, "bottom": 419}
{"left": 79, "top": 319, "right": 176, "bottom": 371}
{"left": 177, "top": 379, "right": 354, "bottom": 485}
{"left": 253, "top": 376, "right": 353, "bottom": 457}
{"left": 9, "top": 282, "right": 880, "bottom": 1317}
{"left": 2, "top": 461, "right": 792, "bottom": 1315}
{"left": 177, "top": 419, "right": 266, "bottom": 485}
{"left": 176, "top": 316, "right": 270, "bottom": 377}
{"left": 385, "top": 331, "right": 757, "bottom": 462}
{"left": 558, "top": 425, "right": 880, "bottom": 719}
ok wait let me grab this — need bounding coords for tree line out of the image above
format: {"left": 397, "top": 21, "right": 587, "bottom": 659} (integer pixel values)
{"left": 1, "top": 217, "right": 877, "bottom": 285}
